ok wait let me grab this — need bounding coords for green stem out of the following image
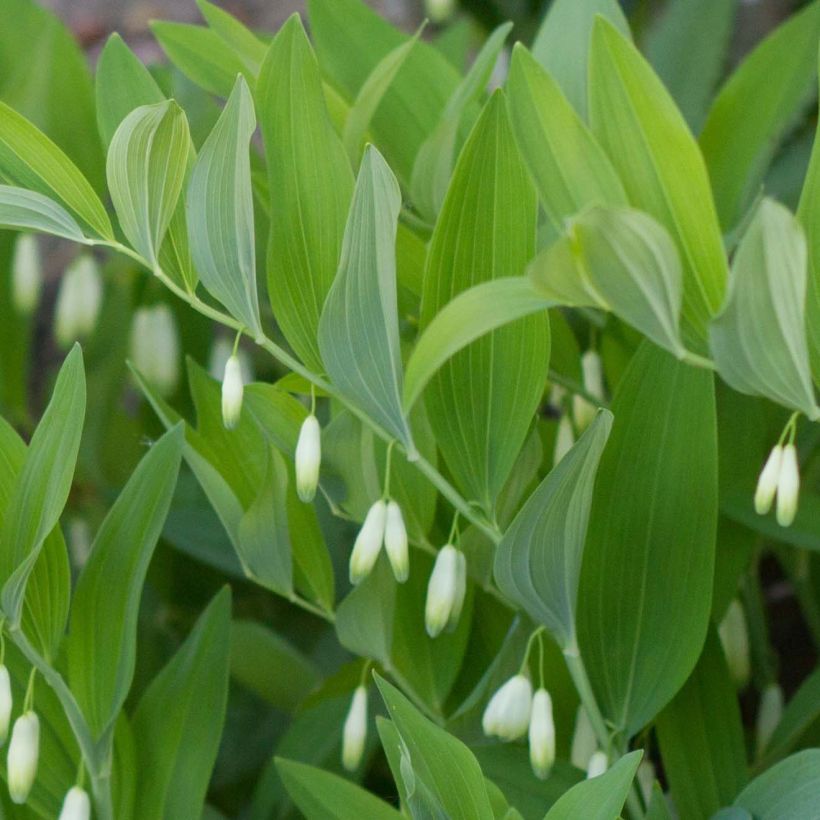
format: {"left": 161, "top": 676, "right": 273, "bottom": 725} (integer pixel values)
{"left": 562, "top": 646, "right": 611, "bottom": 757}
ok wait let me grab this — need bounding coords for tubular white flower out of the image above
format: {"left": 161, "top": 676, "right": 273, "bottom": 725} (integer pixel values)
{"left": 342, "top": 686, "right": 368, "bottom": 771}
{"left": 54, "top": 255, "right": 102, "bottom": 348}
{"left": 528, "top": 688, "right": 555, "bottom": 780}
{"left": 754, "top": 445, "right": 783, "bottom": 515}
{"left": 221, "top": 355, "right": 244, "bottom": 430}
{"left": 295, "top": 414, "right": 322, "bottom": 503}
{"left": 586, "top": 750, "right": 608, "bottom": 779}
{"left": 554, "top": 416, "right": 575, "bottom": 466}
{"left": 11, "top": 234, "right": 42, "bottom": 314}
{"left": 573, "top": 350, "right": 604, "bottom": 431}
{"left": 425, "top": 545, "right": 465, "bottom": 638}
{"left": 0, "top": 666, "right": 11, "bottom": 745}
{"left": 482, "top": 674, "right": 533, "bottom": 741}
{"left": 349, "top": 501, "right": 387, "bottom": 585}
{"left": 58, "top": 786, "right": 91, "bottom": 820}
{"left": 776, "top": 444, "right": 800, "bottom": 527}
{"left": 129, "top": 305, "right": 180, "bottom": 396}
{"left": 637, "top": 760, "right": 656, "bottom": 803}
{"left": 755, "top": 683, "right": 784, "bottom": 757}
{"left": 719, "top": 599, "right": 750, "bottom": 688}
{"left": 209, "top": 338, "right": 254, "bottom": 383}
{"left": 570, "top": 705, "right": 597, "bottom": 770}
{"left": 384, "top": 501, "right": 409, "bottom": 583}
{"left": 7, "top": 711, "right": 39, "bottom": 804}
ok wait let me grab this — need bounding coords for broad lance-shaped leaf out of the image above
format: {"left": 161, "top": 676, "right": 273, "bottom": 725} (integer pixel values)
{"left": 196, "top": 0, "right": 267, "bottom": 73}
{"left": 0, "top": 345, "right": 85, "bottom": 628}
{"left": 66, "top": 425, "right": 184, "bottom": 739}
{"left": 494, "top": 410, "right": 612, "bottom": 650}
{"left": 529, "top": 206, "right": 686, "bottom": 359}
{"left": 187, "top": 75, "right": 262, "bottom": 339}
{"left": 589, "top": 17, "right": 726, "bottom": 347}
{"left": 0, "top": 101, "right": 112, "bottom": 239}
{"left": 709, "top": 199, "right": 819, "bottom": 420}
{"left": 410, "top": 22, "right": 512, "bottom": 222}
{"left": 733, "top": 750, "right": 820, "bottom": 819}
{"left": 506, "top": 44, "right": 627, "bottom": 231}
{"left": 420, "top": 91, "right": 548, "bottom": 512}
{"left": 133, "top": 588, "right": 231, "bottom": 820}
{"left": 700, "top": 1, "right": 820, "bottom": 232}
{"left": 107, "top": 100, "right": 190, "bottom": 267}
{"left": 530, "top": 0, "right": 630, "bottom": 119}
{"left": 0, "top": 185, "right": 87, "bottom": 241}
{"left": 318, "top": 145, "right": 415, "bottom": 453}
{"left": 578, "top": 341, "right": 718, "bottom": 738}
{"left": 257, "top": 15, "right": 354, "bottom": 373}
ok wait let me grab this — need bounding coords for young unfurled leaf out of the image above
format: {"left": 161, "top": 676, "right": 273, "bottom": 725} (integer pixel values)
{"left": 318, "top": 145, "right": 415, "bottom": 453}
{"left": 709, "top": 199, "right": 819, "bottom": 420}
{"left": 187, "top": 75, "right": 262, "bottom": 339}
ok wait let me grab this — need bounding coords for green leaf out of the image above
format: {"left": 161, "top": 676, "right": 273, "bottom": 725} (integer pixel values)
{"left": 733, "top": 750, "right": 820, "bottom": 819}
{"left": 589, "top": 17, "right": 727, "bottom": 346}
{"left": 375, "top": 674, "right": 494, "bottom": 820}
{"left": 197, "top": 0, "right": 267, "bottom": 73}
{"left": 0, "top": 345, "right": 85, "bottom": 629}
{"left": 318, "top": 145, "right": 414, "bottom": 452}
{"left": 187, "top": 75, "right": 262, "bottom": 338}
{"left": 107, "top": 101, "right": 190, "bottom": 267}
{"left": 578, "top": 342, "right": 718, "bottom": 738}
{"left": 276, "top": 758, "right": 403, "bottom": 820}
{"left": 700, "top": 1, "right": 820, "bottom": 231}
{"left": 256, "top": 14, "right": 354, "bottom": 373}
{"left": 644, "top": 0, "right": 735, "bottom": 133}
{"left": 420, "top": 91, "right": 548, "bottom": 512}
{"left": 133, "top": 588, "right": 232, "bottom": 820}
{"left": 494, "top": 410, "right": 612, "bottom": 649}
{"left": 0, "top": 185, "right": 87, "bottom": 240}
{"left": 410, "top": 22, "right": 512, "bottom": 221}
{"left": 709, "top": 198, "right": 819, "bottom": 419}
{"left": 0, "top": 101, "right": 112, "bottom": 238}
{"left": 543, "top": 750, "right": 642, "bottom": 820}
{"left": 66, "top": 425, "right": 184, "bottom": 739}
{"left": 529, "top": 206, "right": 687, "bottom": 359}
{"left": 506, "top": 44, "right": 627, "bottom": 231}
{"left": 531, "top": 0, "right": 630, "bottom": 119}
{"left": 655, "top": 627, "right": 748, "bottom": 820}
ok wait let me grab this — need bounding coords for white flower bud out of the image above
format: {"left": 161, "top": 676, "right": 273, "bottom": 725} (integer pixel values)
{"left": 0, "top": 666, "right": 11, "bottom": 745}
{"left": 586, "top": 750, "right": 608, "bottom": 779}
{"left": 425, "top": 545, "right": 467, "bottom": 638}
{"left": 755, "top": 683, "right": 783, "bottom": 757}
{"left": 54, "top": 255, "right": 102, "bottom": 348}
{"left": 221, "top": 355, "right": 244, "bottom": 430}
{"left": 529, "top": 688, "right": 555, "bottom": 780}
{"left": 754, "top": 445, "right": 783, "bottom": 515}
{"left": 570, "top": 705, "right": 597, "bottom": 770}
{"left": 554, "top": 416, "right": 575, "bottom": 466}
{"left": 719, "top": 599, "right": 750, "bottom": 689}
{"left": 573, "top": 351, "right": 604, "bottom": 430}
{"left": 637, "top": 760, "right": 656, "bottom": 803}
{"left": 776, "top": 444, "right": 800, "bottom": 527}
{"left": 129, "top": 305, "right": 180, "bottom": 396}
{"left": 295, "top": 414, "right": 321, "bottom": 503}
{"left": 12, "top": 234, "right": 42, "bottom": 314}
{"left": 7, "top": 711, "right": 39, "bottom": 804}
{"left": 349, "top": 501, "right": 387, "bottom": 585}
{"left": 342, "top": 686, "right": 368, "bottom": 771}
{"left": 58, "top": 786, "right": 91, "bottom": 820}
{"left": 482, "top": 675, "right": 533, "bottom": 741}
{"left": 384, "top": 501, "right": 409, "bottom": 583}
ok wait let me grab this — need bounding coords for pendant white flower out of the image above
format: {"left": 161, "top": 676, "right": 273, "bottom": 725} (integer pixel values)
{"left": 295, "top": 414, "right": 322, "bottom": 503}
{"left": 384, "top": 501, "right": 409, "bottom": 583}
{"left": 342, "top": 686, "right": 368, "bottom": 771}
{"left": 12, "top": 234, "right": 42, "bottom": 315}
{"left": 586, "top": 750, "right": 608, "bottom": 779}
{"left": 349, "top": 501, "right": 387, "bottom": 585}
{"left": 554, "top": 416, "right": 575, "bottom": 466}
{"left": 718, "top": 599, "right": 750, "bottom": 688}
{"left": 129, "top": 305, "right": 180, "bottom": 397}
{"left": 58, "top": 786, "right": 91, "bottom": 820}
{"left": 221, "top": 355, "right": 244, "bottom": 430}
{"left": 425, "top": 545, "right": 466, "bottom": 638}
{"left": 7, "top": 710, "right": 39, "bottom": 804}
{"left": 755, "top": 683, "right": 783, "bottom": 757}
{"left": 482, "top": 674, "right": 533, "bottom": 741}
{"left": 776, "top": 444, "right": 800, "bottom": 527}
{"left": 54, "top": 255, "right": 103, "bottom": 348}
{"left": 570, "top": 705, "right": 597, "bottom": 770}
{"left": 528, "top": 688, "right": 555, "bottom": 780}
{"left": 0, "top": 666, "right": 11, "bottom": 744}
{"left": 754, "top": 444, "right": 783, "bottom": 515}
{"left": 573, "top": 350, "right": 604, "bottom": 431}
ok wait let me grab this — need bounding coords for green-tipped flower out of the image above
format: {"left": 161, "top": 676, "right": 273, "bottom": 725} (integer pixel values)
{"left": 424, "top": 545, "right": 466, "bottom": 638}
{"left": 529, "top": 688, "right": 555, "bottom": 780}
{"left": 570, "top": 705, "right": 596, "bottom": 770}
{"left": 384, "top": 500, "right": 409, "bottom": 583}
{"left": 221, "top": 355, "right": 244, "bottom": 430}
{"left": 482, "top": 675, "right": 533, "bottom": 741}
{"left": 342, "top": 686, "right": 368, "bottom": 771}
{"left": 58, "top": 786, "right": 91, "bottom": 820}
{"left": 11, "top": 234, "right": 42, "bottom": 315}
{"left": 0, "top": 666, "right": 11, "bottom": 745}
{"left": 54, "top": 255, "right": 102, "bottom": 348}
{"left": 129, "top": 305, "right": 180, "bottom": 397}
{"left": 754, "top": 444, "right": 783, "bottom": 515}
{"left": 776, "top": 444, "right": 799, "bottom": 527}
{"left": 295, "top": 414, "right": 321, "bottom": 503}
{"left": 586, "top": 750, "right": 608, "bottom": 779}
{"left": 719, "top": 599, "right": 750, "bottom": 689}
{"left": 7, "top": 711, "right": 39, "bottom": 804}
{"left": 349, "top": 501, "right": 387, "bottom": 585}
{"left": 573, "top": 350, "right": 604, "bottom": 430}
{"left": 755, "top": 683, "right": 783, "bottom": 757}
